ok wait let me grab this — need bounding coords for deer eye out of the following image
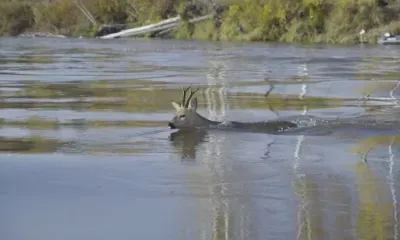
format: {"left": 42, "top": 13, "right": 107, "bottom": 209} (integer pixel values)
{"left": 179, "top": 114, "right": 186, "bottom": 119}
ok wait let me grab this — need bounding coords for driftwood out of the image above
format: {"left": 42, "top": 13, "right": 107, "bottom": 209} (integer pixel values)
{"left": 100, "top": 15, "right": 212, "bottom": 39}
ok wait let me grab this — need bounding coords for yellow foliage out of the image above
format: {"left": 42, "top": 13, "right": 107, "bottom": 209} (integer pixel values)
{"left": 0, "top": 2, "right": 34, "bottom": 36}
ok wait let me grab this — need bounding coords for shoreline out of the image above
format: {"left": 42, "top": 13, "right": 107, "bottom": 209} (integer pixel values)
{"left": 1, "top": 0, "right": 399, "bottom": 45}
{"left": 7, "top": 31, "right": 387, "bottom": 47}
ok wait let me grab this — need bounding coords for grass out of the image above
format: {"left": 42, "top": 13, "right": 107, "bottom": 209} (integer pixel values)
{"left": 1, "top": 0, "right": 400, "bottom": 43}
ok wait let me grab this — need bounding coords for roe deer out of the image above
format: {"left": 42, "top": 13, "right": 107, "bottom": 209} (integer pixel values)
{"left": 168, "top": 86, "right": 298, "bottom": 133}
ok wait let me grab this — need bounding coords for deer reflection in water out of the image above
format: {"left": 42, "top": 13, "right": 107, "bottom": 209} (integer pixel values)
{"left": 168, "top": 129, "right": 208, "bottom": 160}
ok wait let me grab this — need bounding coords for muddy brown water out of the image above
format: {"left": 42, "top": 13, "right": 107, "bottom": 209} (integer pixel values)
{"left": 1, "top": 37, "right": 400, "bottom": 240}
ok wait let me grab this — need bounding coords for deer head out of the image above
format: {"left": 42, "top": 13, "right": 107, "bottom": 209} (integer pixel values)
{"left": 168, "top": 86, "right": 206, "bottom": 129}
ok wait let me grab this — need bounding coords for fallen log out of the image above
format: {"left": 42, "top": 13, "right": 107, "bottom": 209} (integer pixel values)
{"left": 100, "top": 15, "right": 212, "bottom": 39}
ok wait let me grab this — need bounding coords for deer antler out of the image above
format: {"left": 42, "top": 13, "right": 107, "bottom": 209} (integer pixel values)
{"left": 185, "top": 86, "right": 199, "bottom": 108}
{"left": 181, "top": 86, "right": 190, "bottom": 106}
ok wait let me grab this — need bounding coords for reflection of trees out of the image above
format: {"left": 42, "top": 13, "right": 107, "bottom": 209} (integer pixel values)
{"left": 0, "top": 136, "right": 64, "bottom": 153}
{"left": 291, "top": 61, "right": 354, "bottom": 240}
{"left": 387, "top": 138, "right": 399, "bottom": 240}
{"left": 352, "top": 53, "right": 400, "bottom": 239}
{"left": 351, "top": 135, "right": 400, "bottom": 162}
{"left": 0, "top": 54, "right": 53, "bottom": 65}
{"left": 354, "top": 162, "right": 394, "bottom": 240}
{"left": 292, "top": 134, "right": 312, "bottom": 240}
{"left": 289, "top": 56, "right": 400, "bottom": 240}
{"left": 351, "top": 136, "right": 399, "bottom": 240}
{"left": 204, "top": 49, "right": 252, "bottom": 240}
{"left": 292, "top": 61, "right": 313, "bottom": 240}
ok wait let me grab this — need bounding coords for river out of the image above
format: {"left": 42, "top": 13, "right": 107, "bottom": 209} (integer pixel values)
{"left": 1, "top": 37, "right": 400, "bottom": 240}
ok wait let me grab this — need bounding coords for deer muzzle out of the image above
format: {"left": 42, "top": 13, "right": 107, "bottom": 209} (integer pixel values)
{"left": 168, "top": 122, "right": 176, "bottom": 129}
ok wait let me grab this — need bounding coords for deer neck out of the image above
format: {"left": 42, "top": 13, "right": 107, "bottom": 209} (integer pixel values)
{"left": 195, "top": 112, "right": 221, "bottom": 127}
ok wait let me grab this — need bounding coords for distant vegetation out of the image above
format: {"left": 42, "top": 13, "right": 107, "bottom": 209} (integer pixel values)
{"left": 1, "top": 0, "right": 400, "bottom": 43}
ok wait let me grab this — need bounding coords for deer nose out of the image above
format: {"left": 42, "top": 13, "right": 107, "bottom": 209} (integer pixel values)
{"left": 168, "top": 122, "right": 176, "bottom": 129}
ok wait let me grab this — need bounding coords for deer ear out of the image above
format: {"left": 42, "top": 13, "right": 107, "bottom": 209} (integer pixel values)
{"left": 171, "top": 101, "right": 181, "bottom": 110}
{"left": 189, "top": 97, "right": 197, "bottom": 111}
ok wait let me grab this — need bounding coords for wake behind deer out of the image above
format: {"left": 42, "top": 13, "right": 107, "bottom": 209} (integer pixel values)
{"left": 168, "top": 86, "right": 400, "bottom": 136}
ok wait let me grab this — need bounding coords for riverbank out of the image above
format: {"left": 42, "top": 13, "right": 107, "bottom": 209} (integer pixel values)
{"left": 1, "top": 0, "right": 400, "bottom": 44}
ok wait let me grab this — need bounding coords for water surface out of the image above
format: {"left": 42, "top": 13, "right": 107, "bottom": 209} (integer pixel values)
{"left": 1, "top": 37, "right": 400, "bottom": 240}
